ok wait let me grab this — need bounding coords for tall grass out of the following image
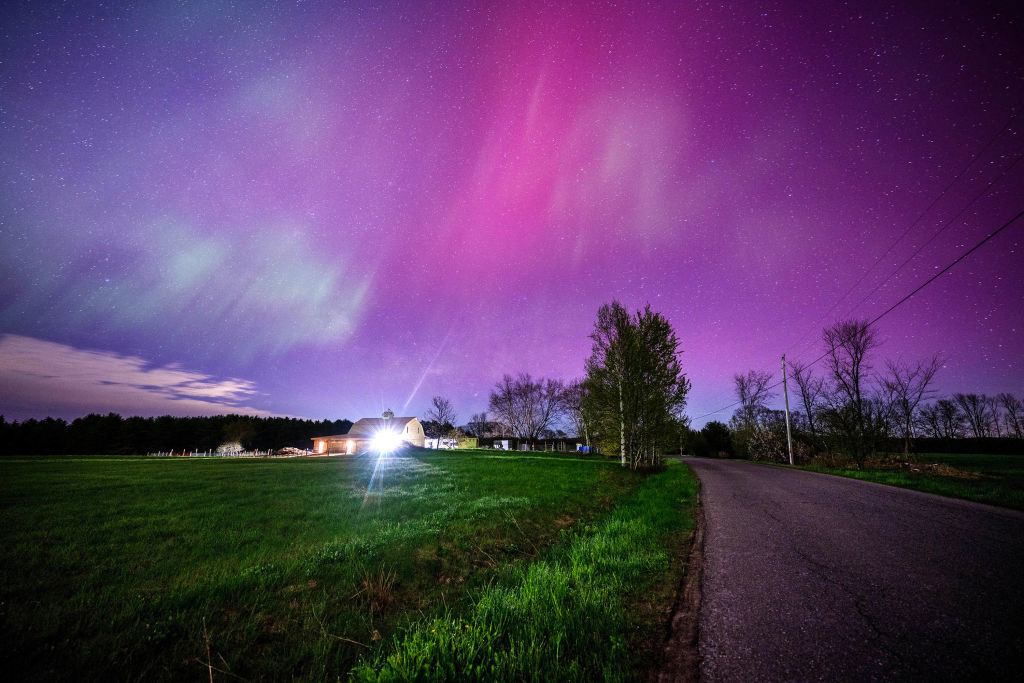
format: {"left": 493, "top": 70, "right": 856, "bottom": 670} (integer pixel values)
{"left": 799, "top": 452, "right": 1024, "bottom": 510}
{"left": 0, "top": 453, "right": 695, "bottom": 680}
{"left": 354, "top": 463, "right": 696, "bottom": 682}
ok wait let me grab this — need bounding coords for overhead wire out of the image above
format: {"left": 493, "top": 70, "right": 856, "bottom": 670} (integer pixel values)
{"left": 861, "top": 208, "right": 1023, "bottom": 330}
{"left": 786, "top": 111, "right": 1020, "bottom": 355}
{"left": 694, "top": 112, "right": 1022, "bottom": 422}
{"left": 838, "top": 152, "right": 1023, "bottom": 322}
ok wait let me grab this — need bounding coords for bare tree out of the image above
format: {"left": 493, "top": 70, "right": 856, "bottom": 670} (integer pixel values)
{"left": 986, "top": 395, "right": 1003, "bottom": 437}
{"left": 562, "top": 379, "right": 590, "bottom": 446}
{"left": 917, "top": 402, "right": 943, "bottom": 438}
{"left": 935, "top": 398, "right": 964, "bottom": 439}
{"left": 467, "top": 411, "right": 490, "bottom": 438}
{"left": 821, "top": 319, "right": 881, "bottom": 468}
{"left": 529, "top": 378, "right": 566, "bottom": 443}
{"left": 732, "top": 370, "right": 775, "bottom": 431}
{"left": 997, "top": 393, "right": 1023, "bottom": 438}
{"left": 788, "top": 360, "right": 826, "bottom": 444}
{"left": 488, "top": 375, "right": 522, "bottom": 438}
{"left": 729, "top": 369, "right": 775, "bottom": 458}
{"left": 424, "top": 395, "right": 457, "bottom": 433}
{"left": 487, "top": 373, "right": 566, "bottom": 443}
{"left": 953, "top": 393, "right": 991, "bottom": 438}
{"left": 882, "top": 356, "right": 941, "bottom": 458}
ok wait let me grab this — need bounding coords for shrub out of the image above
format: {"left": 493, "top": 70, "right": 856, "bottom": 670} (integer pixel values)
{"left": 747, "top": 428, "right": 787, "bottom": 463}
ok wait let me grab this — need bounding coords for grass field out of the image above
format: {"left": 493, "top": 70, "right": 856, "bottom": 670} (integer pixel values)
{"left": 801, "top": 452, "right": 1024, "bottom": 510}
{"left": 0, "top": 450, "right": 697, "bottom": 681}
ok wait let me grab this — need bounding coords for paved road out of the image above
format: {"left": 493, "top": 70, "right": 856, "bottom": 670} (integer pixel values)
{"left": 687, "top": 458, "right": 1024, "bottom": 682}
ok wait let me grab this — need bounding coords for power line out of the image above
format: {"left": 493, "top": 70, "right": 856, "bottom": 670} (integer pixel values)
{"left": 692, "top": 207, "right": 1024, "bottom": 421}
{"left": 839, "top": 152, "right": 1023, "bottom": 322}
{"left": 863, "top": 208, "right": 1023, "bottom": 329}
{"left": 787, "top": 111, "right": 1021, "bottom": 354}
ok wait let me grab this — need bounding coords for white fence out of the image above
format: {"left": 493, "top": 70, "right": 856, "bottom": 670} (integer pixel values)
{"left": 147, "top": 450, "right": 311, "bottom": 458}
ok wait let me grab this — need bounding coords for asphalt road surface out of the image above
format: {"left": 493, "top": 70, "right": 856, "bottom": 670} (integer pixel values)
{"left": 686, "top": 458, "right": 1024, "bottom": 682}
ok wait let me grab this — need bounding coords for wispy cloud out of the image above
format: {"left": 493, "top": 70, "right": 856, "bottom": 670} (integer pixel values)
{"left": 0, "top": 334, "right": 274, "bottom": 421}
{"left": 0, "top": 220, "right": 372, "bottom": 362}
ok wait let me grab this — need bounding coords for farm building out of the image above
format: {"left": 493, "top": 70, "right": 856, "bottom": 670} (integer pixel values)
{"left": 312, "top": 411, "right": 425, "bottom": 454}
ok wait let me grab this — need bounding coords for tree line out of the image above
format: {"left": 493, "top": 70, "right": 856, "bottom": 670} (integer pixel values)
{"left": 0, "top": 413, "right": 353, "bottom": 456}
{"left": 6, "top": 300, "right": 693, "bottom": 468}
{"left": 430, "top": 301, "right": 692, "bottom": 470}
{"left": 690, "top": 318, "right": 1023, "bottom": 465}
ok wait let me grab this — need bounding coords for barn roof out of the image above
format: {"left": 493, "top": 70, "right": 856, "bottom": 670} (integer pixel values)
{"left": 312, "top": 416, "right": 419, "bottom": 440}
{"left": 348, "top": 417, "right": 419, "bottom": 435}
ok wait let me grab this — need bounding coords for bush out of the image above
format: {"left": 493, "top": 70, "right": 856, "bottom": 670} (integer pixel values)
{"left": 792, "top": 439, "right": 815, "bottom": 464}
{"left": 747, "top": 428, "right": 786, "bottom": 463}
{"left": 809, "top": 451, "right": 855, "bottom": 469}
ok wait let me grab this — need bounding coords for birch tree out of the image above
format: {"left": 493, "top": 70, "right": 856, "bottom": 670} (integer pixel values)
{"left": 583, "top": 302, "right": 633, "bottom": 465}
{"left": 583, "top": 301, "right": 690, "bottom": 469}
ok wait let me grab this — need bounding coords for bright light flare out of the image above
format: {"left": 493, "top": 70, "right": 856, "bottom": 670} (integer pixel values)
{"left": 371, "top": 429, "right": 402, "bottom": 454}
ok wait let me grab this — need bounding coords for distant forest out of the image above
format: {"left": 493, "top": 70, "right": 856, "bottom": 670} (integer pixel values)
{"left": 0, "top": 413, "right": 353, "bottom": 455}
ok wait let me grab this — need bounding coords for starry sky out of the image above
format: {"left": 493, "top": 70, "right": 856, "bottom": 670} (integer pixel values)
{"left": 1, "top": 0, "right": 1022, "bottom": 427}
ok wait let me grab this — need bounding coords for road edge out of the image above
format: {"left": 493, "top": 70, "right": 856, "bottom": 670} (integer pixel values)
{"left": 767, "top": 461, "right": 1024, "bottom": 518}
{"left": 657, "top": 482, "right": 705, "bottom": 682}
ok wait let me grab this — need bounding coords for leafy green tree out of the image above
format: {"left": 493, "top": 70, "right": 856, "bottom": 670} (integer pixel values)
{"left": 698, "top": 421, "right": 734, "bottom": 457}
{"left": 583, "top": 301, "right": 691, "bottom": 469}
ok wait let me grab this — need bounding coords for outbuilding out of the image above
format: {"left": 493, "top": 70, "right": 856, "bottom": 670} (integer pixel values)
{"left": 311, "top": 411, "right": 425, "bottom": 454}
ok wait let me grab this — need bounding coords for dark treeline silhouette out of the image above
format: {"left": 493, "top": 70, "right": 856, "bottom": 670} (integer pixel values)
{"left": 686, "top": 421, "right": 1024, "bottom": 459}
{"left": 713, "top": 318, "right": 1024, "bottom": 465}
{"left": 0, "top": 413, "right": 353, "bottom": 455}
{"left": 904, "top": 436, "right": 1024, "bottom": 456}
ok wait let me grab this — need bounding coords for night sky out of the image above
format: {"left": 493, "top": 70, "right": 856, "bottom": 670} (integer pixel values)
{"left": 1, "top": 0, "right": 1021, "bottom": 427}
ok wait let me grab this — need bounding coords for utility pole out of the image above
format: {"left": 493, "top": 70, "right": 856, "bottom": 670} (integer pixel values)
{"left": 782, "top": 354, "right": 794, "bottom": 465}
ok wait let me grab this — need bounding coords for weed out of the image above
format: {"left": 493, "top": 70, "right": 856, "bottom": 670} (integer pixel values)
{"left": 355, "top": 566, "right": 398, "bottom": 614}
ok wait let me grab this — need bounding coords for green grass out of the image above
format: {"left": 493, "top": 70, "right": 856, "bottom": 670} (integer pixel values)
{"left": 799, "top": 452, "right": 1024, "bottom": 510}
{"left": 0, "top": 450, "right": 696, "bottom": 681}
